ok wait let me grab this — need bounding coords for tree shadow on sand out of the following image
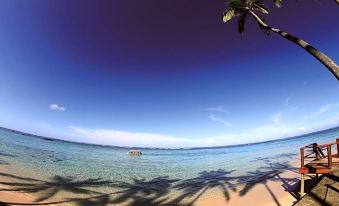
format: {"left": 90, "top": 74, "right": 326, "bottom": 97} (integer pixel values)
{"left": 169, "top": 169, "right": 237, "bottom": 205}
{"left": 70, "top": 176, "right": 180, "bottom": 206}
{"left": 69, "top": 170, "right": 238, "bottom": 206}
{"left": 237, "top": 156, "right": 299, "bottom": 206}
{"left": 0, "top": 172, "right": 112, "bottom": 202}
{"left": 0, "top": 172, "right": 180, "bottom": 206}
{"left": 0, "top": 170, "right": 237, "bottom": 206}
{"left": 0, "top": 152, "right": 302, "bottom": 206}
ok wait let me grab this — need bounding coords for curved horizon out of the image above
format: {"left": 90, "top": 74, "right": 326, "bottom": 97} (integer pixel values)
{"left": 2, "top": 125, "right": 338, "bottom": 150}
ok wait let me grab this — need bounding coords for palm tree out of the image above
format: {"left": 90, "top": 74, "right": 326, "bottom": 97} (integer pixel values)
{"left": 222, "top": 0, "right": 339, "bottom": 80}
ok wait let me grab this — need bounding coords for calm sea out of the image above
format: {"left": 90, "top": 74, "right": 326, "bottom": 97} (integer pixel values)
{"left": 0, "top": 126, "right": 338, "bottom": 202}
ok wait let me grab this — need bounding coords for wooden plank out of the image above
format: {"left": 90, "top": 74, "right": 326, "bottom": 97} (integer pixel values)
{"left": 328, "top": 145, "right": 332, "bottom": 168}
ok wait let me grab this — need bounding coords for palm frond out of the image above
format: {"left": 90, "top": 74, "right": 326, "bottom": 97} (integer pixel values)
{"left": 253, "top": 2, "right": 269, "bottom": 14}
{"left": 274, "top": 0, "right": 282, "bottom": 8}
{"left": 238, "top": 13, "right": 248, "bottom": 34}
{"left": 228, "top": 0, "right": 247, "bottom": 9}
{"left": 222, "top": 9, "right": 236, "bottom": 22}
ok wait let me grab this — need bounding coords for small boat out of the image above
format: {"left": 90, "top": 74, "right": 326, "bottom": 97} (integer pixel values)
{"left": 128, "top": 150, "right": 142, "bottom": 156}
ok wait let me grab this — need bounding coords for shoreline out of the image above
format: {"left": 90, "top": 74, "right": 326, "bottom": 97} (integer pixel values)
{"left": 0, "top": 160, "right": 302, "bottom": 206}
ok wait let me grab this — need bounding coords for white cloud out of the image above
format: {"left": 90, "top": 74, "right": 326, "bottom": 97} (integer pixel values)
{"left": 208, "top": 114, "right": 232, "bottom": 127}
{"left": 204, "top": 106, "right": 229, "bottom": 113}
{"left": 69, "top": 126, "right": 215, "bottom": 148}
{"left": 307, "top": 105, "right": 330, "bottom": 119}
{"left": 304, "top": 104, "right": 339, "bottom": 120}
{"left": 65, "top": 103, "right": 339, "bottom": 148}
{"left": 272, "top": 112, "right": 282, "bottom": 126}
{"left": 49, "top": 104, "right": 66, "bottom": 111}
{"left": 209, "top": 122, "right": 313, "bottom": 145}
{"left": 299, "top": 127, "right": 306, "bottom": 132}
{"left": 68, "top": 116, "right": 339, "bottom": 148}
{"left": 207, "top": 138, "right": 216, "bottom": 145}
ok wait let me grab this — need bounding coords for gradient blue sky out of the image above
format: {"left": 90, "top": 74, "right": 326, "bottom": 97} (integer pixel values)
{"left": 0, "top": 0, "right": 338, "bottom": 148}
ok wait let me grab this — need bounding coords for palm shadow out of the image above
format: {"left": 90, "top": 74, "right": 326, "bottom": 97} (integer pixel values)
{"left": 108, "top": 176, "right": 179, "bottom": 206}
{"left": 169, "top": 169, "right": 237, "bottom": 205}
{"left": 0, "top": 171, "right": 180, "bottom": 206}
{"left": 0, "top": 152, "right": 301, "bottom": 206}
{"left": 67, "top": 176, "right": 180, "bottom": 206}
{"left": 0, "top": 152, "right": 16, "bottom": 157}
{"left": 237, "top": 157, "right": 299, "bottom": 206}
{"left": 0, "top": 172, "right": 113, "bottom": 202}
{"left": 0, "top": 152, "right": 16, "bottom": 165}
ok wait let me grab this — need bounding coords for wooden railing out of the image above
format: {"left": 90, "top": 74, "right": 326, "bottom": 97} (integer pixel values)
{"left": 300, "top": 138, "right": 339, "bottom": 169}
{"left": 299, "top": 138, "right": 339, "bottom": 196}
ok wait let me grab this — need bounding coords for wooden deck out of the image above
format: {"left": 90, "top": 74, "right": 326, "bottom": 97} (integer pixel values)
{"left": 299, "top": 157, "right": 339, "bottom": 174}
{"left": 299, "top": 138, "right": 339, "bottom": 196}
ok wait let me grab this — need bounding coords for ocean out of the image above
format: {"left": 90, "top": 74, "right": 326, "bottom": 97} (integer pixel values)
{"left": 0, "top": 126, "right": 338, "bottom": 205}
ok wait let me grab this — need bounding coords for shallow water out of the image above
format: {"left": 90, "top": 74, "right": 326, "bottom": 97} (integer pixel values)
{"left": 0, "top": 127, "right": 338, "bottom": 204}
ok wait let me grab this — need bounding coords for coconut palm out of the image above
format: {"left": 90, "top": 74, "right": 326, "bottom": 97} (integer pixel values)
{"left": 222, "top": 0, "right": 339, "bottom": 80}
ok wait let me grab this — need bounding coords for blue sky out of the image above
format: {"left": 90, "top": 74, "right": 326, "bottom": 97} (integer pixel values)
{"left": 0, "top": 0, "right": 338, "bottom": 148}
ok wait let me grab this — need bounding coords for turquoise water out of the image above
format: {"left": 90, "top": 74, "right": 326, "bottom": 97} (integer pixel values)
{"left": 0, "top": 126, "right": 339, "bottom": 204}
{"left": 1, "top": 127, "right": 338, "bottom": 185}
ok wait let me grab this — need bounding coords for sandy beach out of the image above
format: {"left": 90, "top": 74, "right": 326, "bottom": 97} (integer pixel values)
{"left": 3, "top": 127, "right": 336, "bottom": 206}
{"left": 0, "top": 161, "right": 303, "bottom": 206}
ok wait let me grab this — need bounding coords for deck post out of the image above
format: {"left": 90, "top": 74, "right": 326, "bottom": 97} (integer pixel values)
{"left": 327, "top": 145, "right": 332, "bottom": 168}
{"left": 336, "top": 138, "right": 339, "bottom": 156}
{"left": 300, "top": 148, "right": 305, "bottom": 168}
{"left": 300, "top": 147, "right": 305, "bottom": 197}
{"left": 300, "top": 173, "right": 305, "bottom": 197}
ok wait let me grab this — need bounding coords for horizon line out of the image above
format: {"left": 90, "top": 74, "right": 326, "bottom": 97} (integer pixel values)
{"left": 1, "top": 125, "right": 338, "bottom": 150}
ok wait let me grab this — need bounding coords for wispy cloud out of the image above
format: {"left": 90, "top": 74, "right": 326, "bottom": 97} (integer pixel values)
{"left": 304, "top": 104, "right": 339, "bottom": 120}
{"left": 69, "top": 126, "right": 217, "bottom": 148}
{"left": 204, "top": 106, "right": 229, "bottom": 113}
{"left": 49, "top": 104, "right": 66, "bottom": 111}
{"left": 68, "top": 115, "right": 339, "bottom": 148}
{"left": 208, "top": 114, "right": 232, "bottom": 127}
{"left": 66, "top": 102, "right": 339, "bottom": 148}
{"left": 272, "top": 112, "right": 282, "bottom": 126}
{"left": 299, "top": 127, "right": 306, "bottom": 132}
{"left": 203, "top": 105, "right": 231, "bottom": 126}
{"left": 307, "top": 105, "right": 330, "bottom": 119}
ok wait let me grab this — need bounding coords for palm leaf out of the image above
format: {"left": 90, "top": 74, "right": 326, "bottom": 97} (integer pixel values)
{"left": 274, "top": 0, "right": 282, "bottom": 8}
{"left": 238, "top": 13, "right": 248, "bottom": 34}
{"left": 228, "top": 0, "right": 246, "bottom": 9}
{"left": 253, "top": 2, "right": 269, "bottom": 14}
{"left": 222, "top": 9, "right": 236, "bottom": 22}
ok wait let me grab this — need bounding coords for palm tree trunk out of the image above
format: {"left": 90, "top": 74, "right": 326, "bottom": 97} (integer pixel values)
{"left": 249, "top": 10, "right": 339, "bottom": 81}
